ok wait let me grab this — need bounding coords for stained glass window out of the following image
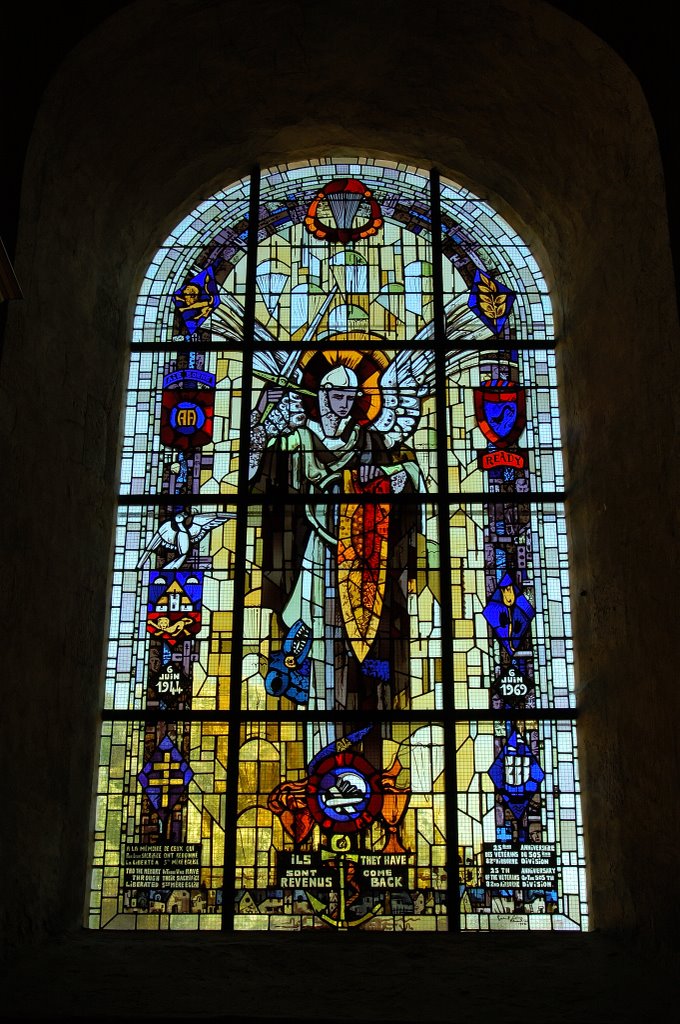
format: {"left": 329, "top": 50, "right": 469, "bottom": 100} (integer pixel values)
{"left": 88, "top": 158, "right": 587, "bottom": 933}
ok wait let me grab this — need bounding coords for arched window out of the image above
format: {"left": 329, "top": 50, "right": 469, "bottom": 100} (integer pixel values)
{"left": 88, "top": 158, "right": 586, "bottom": 932}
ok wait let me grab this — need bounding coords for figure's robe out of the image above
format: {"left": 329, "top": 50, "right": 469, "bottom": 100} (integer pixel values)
{"left": 252, "top": 419, "right": 424, "bottom": 716}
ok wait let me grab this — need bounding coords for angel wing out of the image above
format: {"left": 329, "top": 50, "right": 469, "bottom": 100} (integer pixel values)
{"left": 211, "top": 291, "right": 278, "bottom": 346}
{"left": 252, "top": 348, "right": 304, "bottom": 387}
{"left": 371, "top": 346, "right": 493, "bottom": 452}
{"left": 412, "top": 291, "right": 496, "bottom": 345}
{"left": 373, "top": 290, "right": 502, "bottom": 447}
{"left": 372, "top": 349, "right": 435, "bottom": 449}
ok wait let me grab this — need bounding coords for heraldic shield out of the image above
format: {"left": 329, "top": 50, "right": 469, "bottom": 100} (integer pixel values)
{"left": 337, "top": 470, "right": 391, "bottom": 663}
{"left": 474, "top": 379, "right": 526, "bottom": 447}
{"left": 160, "top": 369, "right": 215, "bottom": 451}
{"left": 146, "top": 570, "right": 203, "bottom": 645}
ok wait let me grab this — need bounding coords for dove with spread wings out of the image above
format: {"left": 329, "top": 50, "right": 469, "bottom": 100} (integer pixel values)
{"left": 137, "top": 508, "right": 235, "bottom": 570}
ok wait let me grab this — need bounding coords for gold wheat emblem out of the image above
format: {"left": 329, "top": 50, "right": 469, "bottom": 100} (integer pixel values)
{"left": 478, "top": 273, "right": 507, "bottom": 324}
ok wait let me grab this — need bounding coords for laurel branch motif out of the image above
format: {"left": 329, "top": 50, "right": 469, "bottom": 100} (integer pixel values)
{"left": 477, "top": 272, "right": 507, "bottom": 324}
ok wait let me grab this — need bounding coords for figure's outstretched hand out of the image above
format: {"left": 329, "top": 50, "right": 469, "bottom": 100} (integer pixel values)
{"left": 262, "top": 390, "right": 306, "bottom": 437}
{"left": 255, "top": 386, "right": 283, "bottom": 418}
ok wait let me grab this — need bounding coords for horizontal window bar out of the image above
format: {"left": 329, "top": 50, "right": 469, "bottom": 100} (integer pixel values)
{"left": 117, "top": 491, "right": 568, "bottom": 506}
{"left": 129, "top": 339, "right": 561, "bottom": 353}
{"left": 102, "top": 708, "right": 578, "bottom": 722}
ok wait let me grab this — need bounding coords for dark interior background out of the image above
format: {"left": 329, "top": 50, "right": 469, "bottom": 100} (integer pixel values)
{"left": 1, "top": 1, "right": 677, "bottom": 276}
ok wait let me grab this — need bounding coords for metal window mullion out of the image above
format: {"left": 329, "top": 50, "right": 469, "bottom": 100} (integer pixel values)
{"left": 221, "top": 165, "right": 261, "bottom": 932}
{"left": 430, "top": 167, "right": 461, "bottom": 934}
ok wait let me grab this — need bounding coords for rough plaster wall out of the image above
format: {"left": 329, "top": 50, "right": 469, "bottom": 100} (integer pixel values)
{"left": 2, "top": 0, "right": 678, "bottom": 980}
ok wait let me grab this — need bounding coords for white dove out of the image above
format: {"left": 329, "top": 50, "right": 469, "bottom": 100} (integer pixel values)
{"left": 137, "top": 508, "right": 235, "bottom": 569}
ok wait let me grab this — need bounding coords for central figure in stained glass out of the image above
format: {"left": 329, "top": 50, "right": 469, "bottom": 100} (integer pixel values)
{"left": 250, "top": 345, "right": 426, "bottom": 714}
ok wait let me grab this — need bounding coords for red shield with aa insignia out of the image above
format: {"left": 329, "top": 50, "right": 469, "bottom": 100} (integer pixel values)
{"left": 474, "top": 380, "right": 526, "bottom": 447}
{"left": 160, "top": 388, "right": 214, "bottom": 450}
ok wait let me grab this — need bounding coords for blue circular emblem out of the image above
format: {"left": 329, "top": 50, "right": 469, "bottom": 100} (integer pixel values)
{"left": 169, "top": 401, "right": 206, "bottom": 435}
{"left": 317, "top": 766, "right": 370, "bottom": 823}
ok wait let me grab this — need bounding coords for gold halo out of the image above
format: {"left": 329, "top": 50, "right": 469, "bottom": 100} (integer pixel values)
{"left": 299, "top": 336, "right": 389, "bottom": 422}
